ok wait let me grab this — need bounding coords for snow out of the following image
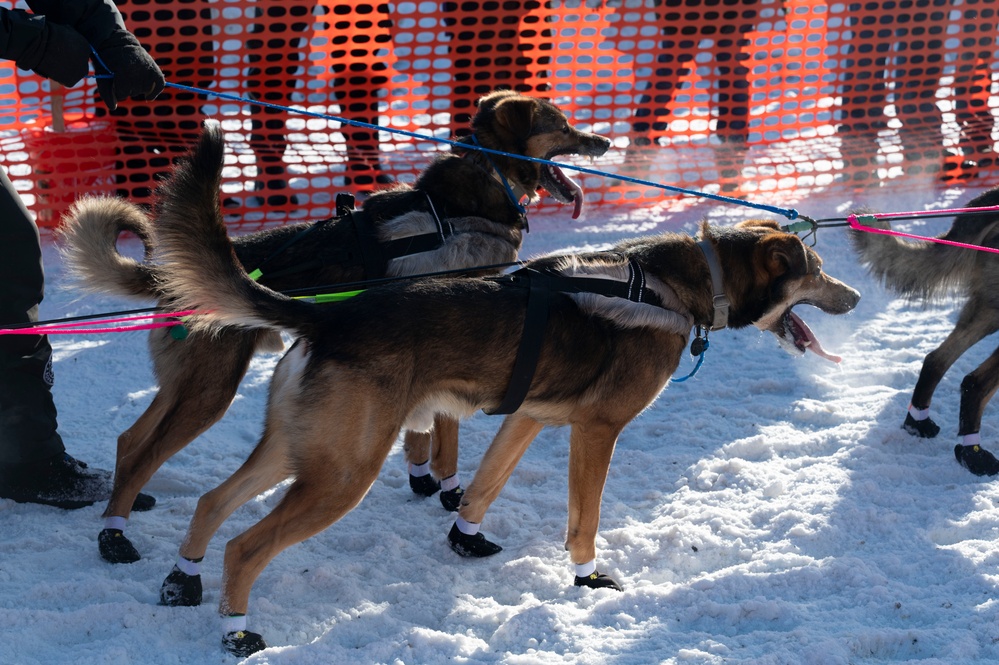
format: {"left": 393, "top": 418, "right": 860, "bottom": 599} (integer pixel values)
{"left": 4, "top": 179, "right": 999, "bottom": 665}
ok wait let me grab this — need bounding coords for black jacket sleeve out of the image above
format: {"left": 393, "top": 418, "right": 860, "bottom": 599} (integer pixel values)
{"left": 0, "top": 8, "right": 91, "bottom": 87}
{"left": 25, "top": 0, "right": 126, "bottom": 47}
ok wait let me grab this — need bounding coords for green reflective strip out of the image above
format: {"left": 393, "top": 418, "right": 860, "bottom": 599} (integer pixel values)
{"left": 781, "top": 220, "right": 814, "bottom": 234}
{"left": 248, "top": 268, "right": 263, "bottom": 281}
{"left": 294, "top": 289, "right": 365, "bottom": 304}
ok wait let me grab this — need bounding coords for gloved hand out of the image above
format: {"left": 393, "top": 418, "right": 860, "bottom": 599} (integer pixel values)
{"left": 91, "top": 29, "right": 164, "bottom": 111}
{"left": 4, "top": 13, "right": 91, "bottom": 87}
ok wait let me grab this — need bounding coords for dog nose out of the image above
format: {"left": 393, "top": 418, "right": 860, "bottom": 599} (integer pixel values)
{"left": 591, "top": 135, "right": 612, "bottom": 156}
{"left": 844, "top": 287, "right": 861, "bottom": 310}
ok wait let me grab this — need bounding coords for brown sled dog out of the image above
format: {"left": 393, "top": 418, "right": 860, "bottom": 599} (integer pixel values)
{"left": 148, "top": 137, "right": 860, "bottom": 654}
{"left": 57, "top": 90, "right": 611, "bottom": 564}
{"left": 850, "top": 185, "right": 999, "bottom": 476}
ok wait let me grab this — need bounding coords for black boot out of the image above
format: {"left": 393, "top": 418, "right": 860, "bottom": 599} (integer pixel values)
{"left": 0, "top": 454, "right": 110, "bottom": 510}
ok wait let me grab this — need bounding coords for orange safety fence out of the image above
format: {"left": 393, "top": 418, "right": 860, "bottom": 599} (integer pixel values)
{"left": 0, "top": 0, "right": 996, "bottom": 230}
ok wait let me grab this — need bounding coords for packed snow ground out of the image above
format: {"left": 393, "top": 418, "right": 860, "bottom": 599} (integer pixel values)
{"left": 4, "top": 176, "right": 999, "bottom": 665}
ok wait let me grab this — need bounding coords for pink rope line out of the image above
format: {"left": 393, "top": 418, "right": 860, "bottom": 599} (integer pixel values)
{"left": 848, "top": 205, "right": 999, "bottom": 255}
{"left": 0, "top": 310, "right": 200, "bottom": 336}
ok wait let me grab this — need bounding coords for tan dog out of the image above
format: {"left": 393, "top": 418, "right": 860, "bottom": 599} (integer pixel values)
{"left": 148, "top": 136, "right": 860, "bottom": 655}
{"left": 57, "top": 91, "right": 611, "bottom": 564}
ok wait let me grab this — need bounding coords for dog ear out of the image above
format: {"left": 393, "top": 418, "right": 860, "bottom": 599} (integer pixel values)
{"left": 761, "top": 233, "right": 808, "bottom": 277}
{"left": 736, "top": 219, "right": 782, "bottom": 231}
{"left": 492, "top": 96, "right": 536, "bottom": 141}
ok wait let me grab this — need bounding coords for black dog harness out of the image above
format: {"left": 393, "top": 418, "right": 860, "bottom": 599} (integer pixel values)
{"left": 248, "top": 192, "right": 457, "bottom": 284}
{"left": 486, "top": 258, "right": 666, "bottom": 415}
{"left": 350, "top": 193, "right": 456, "bottom": 278}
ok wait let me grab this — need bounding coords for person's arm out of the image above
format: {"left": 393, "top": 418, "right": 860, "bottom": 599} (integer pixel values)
{"left": 0, "top": 7, "right": 91, "bottom": 87}
{"left": 25, "top": 0, "right": 164, "bottom": 110}
{"left": 25, "top": 0, "right": 125, "bottom": 47}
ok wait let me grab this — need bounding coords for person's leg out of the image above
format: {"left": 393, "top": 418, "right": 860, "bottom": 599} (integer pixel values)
{"left": 0, "top": 166, "right": 64, "bottom": 466}
{"left": 0, "top": 167, "right": 118, "bottom": 509}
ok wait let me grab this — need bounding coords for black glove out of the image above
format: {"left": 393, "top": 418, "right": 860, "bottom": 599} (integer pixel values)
{"left": 91, "top": 29, "right": 164, "bottom": 111}
{"left": 2, "top": 12, "right": 91, "bottom": 87}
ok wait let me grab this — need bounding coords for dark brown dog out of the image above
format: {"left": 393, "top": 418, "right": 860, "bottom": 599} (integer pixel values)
{"left": 851, "top": 185, "right": 999, "bottom": 476}
{"left": 57, "top": 90, "right": 611, "bottom": 564}
{"left": 147, "top": 133, "right": 860, "bottom": 655}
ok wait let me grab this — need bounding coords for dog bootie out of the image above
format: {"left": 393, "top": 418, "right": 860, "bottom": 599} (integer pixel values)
{"left": 440, "top": 486, "right": 464, "bottom": 512}
{"left": 222, "top": 630, "right": 267, "bottom": 657}
{"left": 409, "top": 473, "right": 440, "bottom": 497}
{"left": 902, "top": 413, "right": 941, "bottom": 438}
{"left": 447, "top": 523, "right": 502, "bottom": 557}
{"left": 98, "top": 528, "right": 141, "bottom": 564}
{"left": 954, "top": 444, "right": 999, "bottom": 476}
{"left": 159, "top": 566, "right": 203, "bottom": 606}
{"left": 574, "top": 571, "right": 623, "bottom": 591}
{"left": 131, "top": 492, "right": 157, "bottom": 512}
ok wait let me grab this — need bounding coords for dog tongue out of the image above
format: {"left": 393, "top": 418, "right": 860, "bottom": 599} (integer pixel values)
{"left": 550, "top": 164, "right": 584, "bottom": 219}
{"left": 790, "top": 311, "right": 842, "bottom": 364}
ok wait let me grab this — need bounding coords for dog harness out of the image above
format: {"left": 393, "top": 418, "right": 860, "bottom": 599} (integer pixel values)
{"left": 245, "top": 192, "right": 457, "bottom": 284}
{"left": 350, "top": 193, "right": 457, "bottom": 278}
{"left": 486, "top": 258, "right": 671, "bottom": 416}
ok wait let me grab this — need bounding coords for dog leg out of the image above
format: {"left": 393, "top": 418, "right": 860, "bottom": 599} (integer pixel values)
{"left": 449, "top": 413, "right": 544, "bottom": 557}
{"left": 403, "top": 430, "right": 439, "bottom": 497}
{"left": 907, "top": 298, "right": 997, "bottom": 439}
{"left": 431, "top": 415, "right": 463, "bottom": 511}
{"left": 219, "top": 390, "right": 411, "bottom": 656}
{"left": 99, "top": 330, "right": 257, "bottom": 564}
{"left": 159, "top": 426, "right": 291, "bottom": 607}
{"left": 403, "top": 415, "right": 463, "bottom": 510}
{"left": 566, "top": 420, "right": 624, "bottom": 591}
{"left": 953, "top": 346, "right": 999, "bottom": 476}
{"left": 219, "top": 426, "right": 401, "bottom": 656}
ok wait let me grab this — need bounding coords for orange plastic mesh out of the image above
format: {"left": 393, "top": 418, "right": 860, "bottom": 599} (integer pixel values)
{"left": 0, "top": 0, "right": 996, "bottom": 229}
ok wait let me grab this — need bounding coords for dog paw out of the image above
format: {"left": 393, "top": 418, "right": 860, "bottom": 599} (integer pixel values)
{"left": 574, "top": 571, "right": 623, "bottom": 591}
{"left": 440, "top": 486, "right": 464, "bottom": 512}
{"left": 159, "top": 566, "right": 203, "bottom": 606}
{"left": 902, "top": 413, "right": 940, "bottom": 438}
{"left": 98, "top": 528, "right": 141, "bottom": 564}
{"left": 954, "top": 444, "right": 999, "bottom": 476}
{"left": 222, "top": 630, "right": 267, "bottom": 657}
{"left": 131, "top": 492, "right": 157, "bottom": 512}
{"left": 447, "top": 524, "right": 502, "bottom": 557}
{"left": 409, "top": 473, "right": 441, "bottom": 497}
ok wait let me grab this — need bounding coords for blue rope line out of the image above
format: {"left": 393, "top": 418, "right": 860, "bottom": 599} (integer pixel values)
{"left": 671, "top": 340, "right": 708, "bottom": 383}
{"left": 469, "top": 134, "right": 527, "bottom": 215}
{"left": 87, "top": 57, "right": 800, "bottom": 221}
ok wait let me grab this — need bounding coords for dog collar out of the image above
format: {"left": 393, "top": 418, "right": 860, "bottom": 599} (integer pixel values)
{"left": 468, "top": 134, "right": 529, "bottom": 221}
{"left": 696, "top": 239, "right": 729, "bottom": 331}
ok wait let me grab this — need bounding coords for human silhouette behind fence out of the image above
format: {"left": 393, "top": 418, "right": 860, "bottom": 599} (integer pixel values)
{"left": 441, "top": 1, "right": 553, "bottom": 133}
{"left": 616, "top": 0, "right": 762, "bottom": 188}
{"left": 834, "top": 0, "right": 996, "bottom": 183}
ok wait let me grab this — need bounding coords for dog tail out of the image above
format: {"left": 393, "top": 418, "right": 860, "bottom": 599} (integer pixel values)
{"left": 57, "top": 196, "right": 160, "bottom": 300}
{"left": 153, "top": 119, "right": 320, "bottom": 337}
{"left": 849, "top": 190, "right": 999, "bottom": 300}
